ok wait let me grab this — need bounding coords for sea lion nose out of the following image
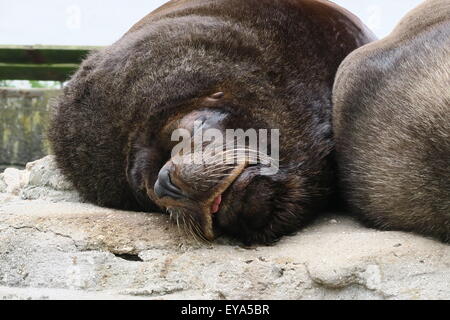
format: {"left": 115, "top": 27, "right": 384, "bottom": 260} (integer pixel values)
{"left": 154, "top": 168, "right": 184, "bottom": 200}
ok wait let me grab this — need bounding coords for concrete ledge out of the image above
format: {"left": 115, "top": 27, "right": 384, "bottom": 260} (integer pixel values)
{"left": 1, "top": 157, "right": 449, "bottom": 300}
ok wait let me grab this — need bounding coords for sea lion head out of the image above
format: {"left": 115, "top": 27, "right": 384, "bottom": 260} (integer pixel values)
{"left": 125, "top": 89, "right": 323, "bottom": 245}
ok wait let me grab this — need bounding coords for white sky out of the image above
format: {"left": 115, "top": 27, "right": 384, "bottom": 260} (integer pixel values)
{"left": 0, "top": 0, "right": 425, "bottom": 46}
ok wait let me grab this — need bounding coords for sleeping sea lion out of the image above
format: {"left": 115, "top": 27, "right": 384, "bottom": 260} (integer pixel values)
{"left": 49, "top": 0, "right": 374, "bottom": 244}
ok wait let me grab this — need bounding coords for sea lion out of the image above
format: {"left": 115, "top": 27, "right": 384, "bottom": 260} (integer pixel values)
{"left": 48, "top": 0, "right": 374, "bottom": 244}
{"left": 333, "top": 0, "right": 450, "bottom": 242}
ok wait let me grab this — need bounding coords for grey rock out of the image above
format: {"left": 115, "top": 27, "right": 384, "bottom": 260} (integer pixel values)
{"left": 1, "top": 156, "right": 80, "bottom": 203}
{"left": 26, "top": 155, "right": 73, "bottom": 191}
{"left": 0, "top": 173, "right": 6, "bottom": 193}
{"left": 2, "top": 168, "right": 27, "bottom": 195}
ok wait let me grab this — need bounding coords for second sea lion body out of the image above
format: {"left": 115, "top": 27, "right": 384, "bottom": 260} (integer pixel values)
{"left": 333, "top": 0, "right": 450, "bottom": 242}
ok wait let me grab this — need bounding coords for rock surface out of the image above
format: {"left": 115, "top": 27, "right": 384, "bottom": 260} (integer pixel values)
{"left": 0, "top": 156, "right": 79, "bottom": 204}
{"left": 1, "top": 156, "right": 449, "bottom": 300}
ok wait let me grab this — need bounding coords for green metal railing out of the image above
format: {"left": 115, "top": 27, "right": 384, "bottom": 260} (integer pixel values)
{"left": 0, "top": 45, "right": 101, "bottom": 81}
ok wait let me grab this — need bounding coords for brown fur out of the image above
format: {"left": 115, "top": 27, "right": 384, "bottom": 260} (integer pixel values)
{"left": 333, "top": 0, "right": 450, "bottom": 242}
{"left": 48, "top": 0, "right": 374, "bottom": 244}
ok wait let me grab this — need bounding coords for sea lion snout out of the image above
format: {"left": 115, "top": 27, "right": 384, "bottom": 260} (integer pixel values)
{"left": 154, "top": 166, "right": 185, "bottom": 200}
{"left": 151, "top": 131, "right": 252, "bottom": 242}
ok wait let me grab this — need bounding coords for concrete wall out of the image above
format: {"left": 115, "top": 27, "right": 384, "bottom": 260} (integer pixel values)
{"left": 0, "top": 88, "right": 60, "bottom": 170}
